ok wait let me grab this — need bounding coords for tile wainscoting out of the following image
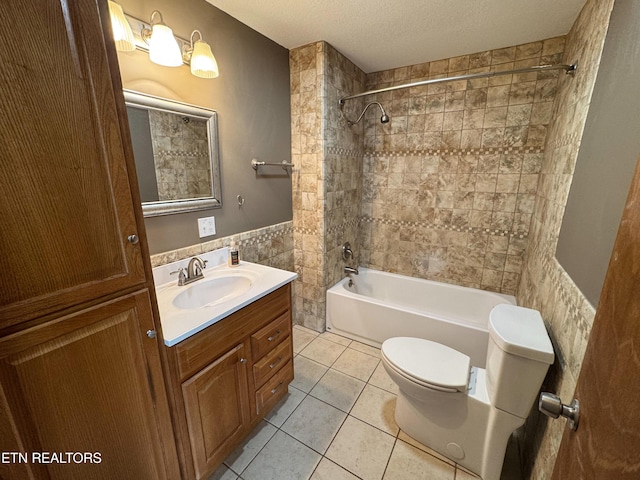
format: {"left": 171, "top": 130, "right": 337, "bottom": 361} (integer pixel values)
{"left": 150, "top": 221, "right": 294, "bottom": 272}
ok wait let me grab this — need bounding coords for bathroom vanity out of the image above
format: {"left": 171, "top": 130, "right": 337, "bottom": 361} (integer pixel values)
{"left": 165, "top": 284, "right": 293, "bottom": 479}
{"left": 152, "top": 255, "right": 297, "bottom": 479}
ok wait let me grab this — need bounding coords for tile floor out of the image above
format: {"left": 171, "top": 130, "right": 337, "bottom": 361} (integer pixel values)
{"left": 209, "top": 326, "right": 523, "bottom": 480}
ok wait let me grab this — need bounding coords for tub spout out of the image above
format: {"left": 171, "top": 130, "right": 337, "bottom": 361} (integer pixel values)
{"left": 344, "top": 266, "right": 359, "bottom": 275}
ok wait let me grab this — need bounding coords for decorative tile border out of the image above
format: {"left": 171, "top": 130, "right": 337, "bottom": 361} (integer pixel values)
{"left": 326, "top": 217, "right": 360, "bottom": 234}
{"left": 293, "top": 226, "right": 318, "bottom": 235}
{"left": 365, "top": 145, "right": 545, "bottom": 157}
{"left": 151, "top": 221, "right": 293, "bottom": 267}
{"left": 551, "top": 132, "right": 580, "bottom": 149}
{"left": 361, "top": 216, "right": 529, "bottom": 238}
{"left": 326, "top": 146, "right": 365, "bottom": 157}
{"left": 155, "top": 149, "right": 209, "bottom": 158}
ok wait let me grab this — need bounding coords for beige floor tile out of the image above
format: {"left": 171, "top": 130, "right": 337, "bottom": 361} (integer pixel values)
{"left": 294, "top": 327, "right": 319, "bottom": 353}
{"left": 282, "top": 395, "right": 347, "bottom": 453}
{"left": 294, "top": 325, "right": 320, "bottom": 335}
{"left": 264, "top": 385, "right": 306, "bottom": 427}
{"left": 332, "top": 348, "right": 380, "bottom": 381}
{"left": 350, "top": 384, "right": 399, "bottom": 436}
{"left": 309, "top": 369, "right": 365, "bottom": 412}
{"left": 397, "top": 432, "right": 455, "bottom": 466}
{"left": 326, "top": 416, "right": 395, "bottom": 480}
{"left": 224, "top": 420, "right": 277, "bottom": 474}
{"left": 311, "top": 458, "right": 360, "bottom": 480}
{"left": 241, "top": 430, "right": 321, "bottom": 480}
{"left": 369, "top": 362, "right": 399, "bottom": 395}
{"left": 455, "top": 467, "right": 481, "bottom": 479}
{"left": 290, "top": 355, "right": 328, "bottom": 393}
{"left": 383, "top": 440, "right": 455, "bottom": 480}
{"left": 318, "top": 331, "right": 353, "bottom": 346}
{"left": 207, "top": 464, "right": 238, "bottom": 480}
{"left": 349, "top": 340, "right": 381, "bottom": 358}
{"left": 299, "top": 337, "right": 348, "bottom": 366}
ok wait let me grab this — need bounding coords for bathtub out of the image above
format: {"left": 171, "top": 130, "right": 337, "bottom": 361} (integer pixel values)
{"left": 326, "top": 268, "right": 516, "bottom": 367}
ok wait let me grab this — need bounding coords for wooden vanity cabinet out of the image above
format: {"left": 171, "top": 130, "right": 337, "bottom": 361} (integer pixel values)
{"left": 167, "top": 284, "right": 294, "bottom": 480}
{"left": 0, "top": 1, "right": 180, "bottom": 479}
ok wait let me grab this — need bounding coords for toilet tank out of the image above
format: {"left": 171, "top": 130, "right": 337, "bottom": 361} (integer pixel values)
{"left": 485, "top": 305, "right": 555, "bottom": 418}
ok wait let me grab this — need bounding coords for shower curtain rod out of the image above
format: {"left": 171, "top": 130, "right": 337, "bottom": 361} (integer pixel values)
{"left": 338, "top": 63, "right": 576, "bottom": 104}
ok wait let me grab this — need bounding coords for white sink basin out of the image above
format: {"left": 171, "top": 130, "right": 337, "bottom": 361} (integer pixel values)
{"left": 154, "top": 258, "right": 297, "bottom": 347}
{"left": 172, "top": 275, "right": 253, "bottom": 309}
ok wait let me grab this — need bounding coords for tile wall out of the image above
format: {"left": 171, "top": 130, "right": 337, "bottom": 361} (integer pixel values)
{"left": 359, "top": 38, "right": 566, "bottom": 294}
{"left": 516, "top": 0, "right": 615, "bottom": 478}
{"left": 150, "top": 221, "right": 293, "bottom": 271}
{"left": 290, "top": 42, "right": 366, "bottom": 331}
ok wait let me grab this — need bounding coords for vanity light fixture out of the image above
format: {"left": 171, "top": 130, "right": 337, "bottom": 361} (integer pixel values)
{"left": 107, "top": 6, "right": 220, "bottom": 78}
{"left": 142, "top": 11, "right": 182, "bottom": 67}
{"left": 107, "top": 1, "right": 135, "bottom": 52}
{"left": 183, "top": 30, "right": 219, "bottom": 79}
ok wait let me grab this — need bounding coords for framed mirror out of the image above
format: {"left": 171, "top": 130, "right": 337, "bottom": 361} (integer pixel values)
{"left": 124, "top": 89, "right": 222, "bottom": 217}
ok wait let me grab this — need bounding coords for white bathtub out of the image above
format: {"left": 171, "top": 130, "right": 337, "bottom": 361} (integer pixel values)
{"left": 326, "top": 268, "right": 516, "bottom": 367}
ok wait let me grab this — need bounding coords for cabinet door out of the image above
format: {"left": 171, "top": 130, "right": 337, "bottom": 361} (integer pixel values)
{"left": 0, "top": 291, "right": 178, "bottom": 480}
{"left": 182, "top": 344, "right": 250, "bottom": 479}
{"left": 0, "top": 0, "right": 146, "bottom": 328}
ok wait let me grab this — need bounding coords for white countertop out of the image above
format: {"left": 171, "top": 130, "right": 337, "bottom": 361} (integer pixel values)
{"left": 153, "top": 248, "right": 297, "bottom": 347}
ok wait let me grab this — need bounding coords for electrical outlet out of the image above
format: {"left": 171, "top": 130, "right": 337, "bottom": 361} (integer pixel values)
{"left": 197, "top": 216, "right": 216, "bottom": 238}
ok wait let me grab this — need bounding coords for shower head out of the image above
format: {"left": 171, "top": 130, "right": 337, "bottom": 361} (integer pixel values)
{"left": 340, "top": 101, "right": 390, "bottom": 127}
{"left": 379, "top": 104, "right": 390, "bottom": 124}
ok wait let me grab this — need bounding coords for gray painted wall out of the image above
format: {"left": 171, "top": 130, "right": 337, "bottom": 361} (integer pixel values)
{"left": 556, "top": 0, "right": 640, "bottom": 305}
{"left": 116, "top": 0, "right": 292, "bottom": 254}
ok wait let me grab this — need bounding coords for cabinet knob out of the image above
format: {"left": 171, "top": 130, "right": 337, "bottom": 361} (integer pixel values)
{"left": 240, "top": 358, "right": 247, "bottom": 364}
{"left": 146, "top": 330, "right": 157, "bottom": 339}
{"left": 267, "top": 330, "right": 282, "bottom": 342}
{"left": 128, "top": 234, "right": 139, "bottom": 244}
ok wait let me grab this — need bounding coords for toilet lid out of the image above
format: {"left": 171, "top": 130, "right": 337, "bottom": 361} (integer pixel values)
{"left": 381, "top": 337, "right": 471, "bottom": 392}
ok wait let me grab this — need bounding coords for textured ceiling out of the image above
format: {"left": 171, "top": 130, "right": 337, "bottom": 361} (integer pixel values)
{"left": 205, "top": 0, "right": 586, "bottom": 73}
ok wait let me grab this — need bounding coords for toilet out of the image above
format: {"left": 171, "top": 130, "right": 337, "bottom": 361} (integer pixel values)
{"left": 381, "top": 304, "right": 554, "bottom": 480}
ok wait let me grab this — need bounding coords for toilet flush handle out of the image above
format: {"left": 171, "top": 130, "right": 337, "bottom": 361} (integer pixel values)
{"left": 538, "top": 392, "right": 580, "bottom": 431}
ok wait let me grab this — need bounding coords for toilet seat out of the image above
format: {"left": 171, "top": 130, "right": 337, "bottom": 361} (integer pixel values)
{"left": 381, "top": 337, "right": 471, "bottom": 392}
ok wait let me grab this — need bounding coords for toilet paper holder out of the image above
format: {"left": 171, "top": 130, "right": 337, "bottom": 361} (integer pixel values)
{"left": 538, "top": 392, "right": 580, "bottom": 431}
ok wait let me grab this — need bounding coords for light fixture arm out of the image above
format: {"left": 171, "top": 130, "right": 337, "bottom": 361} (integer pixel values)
{"left": 183, "top": 30, "right": 204, "bottom": 62}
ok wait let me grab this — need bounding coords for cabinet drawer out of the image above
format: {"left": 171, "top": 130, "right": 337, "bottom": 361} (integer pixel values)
{"left": 255, "top": 359, "right": 293, "bottom": 416}
{"left": 252, "top": 339, "right": 292, "bottom": 388}
{"left": 250, "top": 312, "right": 290, "bottom": 360}
{"left": 174, "top": 285, "right": 290, "bottom": 381}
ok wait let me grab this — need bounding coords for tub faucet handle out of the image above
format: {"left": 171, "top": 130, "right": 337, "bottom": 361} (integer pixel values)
{"left": 342, "top": 242, "right": 354, "bottom": 261}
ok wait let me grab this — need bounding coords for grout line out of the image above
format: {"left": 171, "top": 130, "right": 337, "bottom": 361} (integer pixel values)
{"left": 381, "top": 436, "right": 399, "bottom": 480}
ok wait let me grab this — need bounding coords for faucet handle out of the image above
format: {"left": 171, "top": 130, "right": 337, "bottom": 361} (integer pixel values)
{"left": 170, "top": 267, "right": 187, "bottom": 285}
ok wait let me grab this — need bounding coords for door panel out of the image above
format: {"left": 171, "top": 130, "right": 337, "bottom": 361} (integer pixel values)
{"left": 182, "top": 344, "right": 250, "bottom": 479}
{"left": 0, "top": 292, "right": 174, "bottom": 480}
{"left": 0, "top": 0, "right": 145, "bottom": 328}
{"left": 551, "top": 153, "right": 640, "bottom": 478}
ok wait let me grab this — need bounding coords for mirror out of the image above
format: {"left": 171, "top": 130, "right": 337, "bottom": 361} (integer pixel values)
{"left": 123, "top": 90, "right": 222, "bottom": 216}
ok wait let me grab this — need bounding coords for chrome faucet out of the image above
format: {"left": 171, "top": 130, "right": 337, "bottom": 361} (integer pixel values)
{"left": 342, "top": 242, "right": 354, "bottom": 261}
{"left": 170, "top": 257, "right": 208, "bottom": 286}
{"left": 344, "top": 266, "right": 359, "bottom": 275}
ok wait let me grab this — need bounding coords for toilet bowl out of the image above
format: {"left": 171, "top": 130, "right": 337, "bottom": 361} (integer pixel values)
{"left": 381, "top": 304, "right": 554, "bottom": 480}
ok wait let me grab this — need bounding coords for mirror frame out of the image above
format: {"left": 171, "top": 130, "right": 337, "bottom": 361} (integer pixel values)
{"left": 123, "top": 89, "right": 222, "bottom": 217}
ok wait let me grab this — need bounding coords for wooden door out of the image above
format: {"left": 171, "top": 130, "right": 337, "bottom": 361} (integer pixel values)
{"left": 182, "top": 343, "right": 250, "bottom": 479}
{"left": 0, "top": 0, "right": 146, "bottom": 328}
{"left": 0, "top": 291, "right": 177, "bottom": 480}
{"left": 551, "top": 153, "right": 640, "bottom": 478}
